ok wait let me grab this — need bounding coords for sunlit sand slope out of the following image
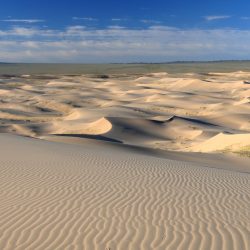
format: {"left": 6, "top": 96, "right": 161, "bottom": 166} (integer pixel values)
{"left": 0, "top": 134, "right": 249, "bottom": 250}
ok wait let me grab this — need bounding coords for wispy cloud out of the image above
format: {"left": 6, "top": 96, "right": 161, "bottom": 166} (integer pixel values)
{"left": 204, "top": 15, "right": 231, "bottom": 21}
{"left": 140, "top": 19, "right": 162, "bottom": 24}
{"left": 0, "top": 25, "right": 250, "bottom": 62}
{"left": 111, "top": 18, "right": 126, "bottom": 22}
{"left": 107, "top": 25, "right": 125, "bottom": 29}
{"left": 72, "top": 17, "right": 98, "bottom": 21}
{"left": 241, "top": 17, "right": 250, "bottom": 20}
{"left": 2, "top": 19, "right": 45, "bottom": 23}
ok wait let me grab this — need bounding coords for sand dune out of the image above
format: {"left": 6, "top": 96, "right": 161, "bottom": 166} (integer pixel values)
{"left": 1, "top": 71, "right": 249, "bottom": 153}
{"left": 191, "top": 133, "right": 250, "bottom": 152}
{"left": 0, "top": 71, "right": 250, "bottom": 249}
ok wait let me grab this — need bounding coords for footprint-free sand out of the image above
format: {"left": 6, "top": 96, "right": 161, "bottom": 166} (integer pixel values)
{"left": 0, "top": 71, "right": 249, "bottom": 249}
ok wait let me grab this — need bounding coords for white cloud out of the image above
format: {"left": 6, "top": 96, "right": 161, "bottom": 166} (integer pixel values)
{"left": 2, "top": 19, "right": 45, "bottom": 23}
{"left": 66, "top": 26, "right": 86, "bottom": 32}
{"left": 0, "top": 25, "right": 250, "bottom": 62}
{"left": 241, "top": 17, "right": 250, "bottom": 20}
{"left": 72, "top": 17, "right": 98, "bottom": 21}
{"left": 111, "top": 18, "right": 123, "bottom": 21}
{"left": 140, "top": 19, "right": 162, "bottom": 24}
{"left": 106, "top": 25, "right": 125, "bottom": 29}
{"left": 111, "top": 18, "right": 127, "bottom": 22}
{"left": 204, "top": 15, "right": 231, "bottom": 21}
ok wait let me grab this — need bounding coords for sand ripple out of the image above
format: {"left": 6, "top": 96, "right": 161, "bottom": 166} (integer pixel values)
{"left": 0, "top": 134, "right": 249, "bottom": 250}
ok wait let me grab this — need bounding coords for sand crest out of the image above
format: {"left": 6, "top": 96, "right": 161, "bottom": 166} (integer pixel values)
{"left": 0, "top": 72, "right": 250, "bottom": 153}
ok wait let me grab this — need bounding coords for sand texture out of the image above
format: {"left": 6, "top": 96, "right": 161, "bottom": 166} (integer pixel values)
{"left": 0, "top": 71, "right": 250, "bottom": 249}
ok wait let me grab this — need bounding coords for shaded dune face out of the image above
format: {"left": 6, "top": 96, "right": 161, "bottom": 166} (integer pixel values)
{"left": 0, "top": 72, "right": 250, "bottom": 152}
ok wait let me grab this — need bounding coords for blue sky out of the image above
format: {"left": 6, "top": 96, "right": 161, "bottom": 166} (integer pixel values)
{"left": 0, "top": 0, "right": 250, "bottom": 62}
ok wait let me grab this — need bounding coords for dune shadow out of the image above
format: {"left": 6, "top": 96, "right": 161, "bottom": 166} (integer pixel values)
{"left": 54, "top": 134, "right": 123, "bottom": 143}
{"left": 181, "top": 117, "right": 218, "bottom": 126}
{"left": 166, "top": 115, "right": 219, "bottom": 127}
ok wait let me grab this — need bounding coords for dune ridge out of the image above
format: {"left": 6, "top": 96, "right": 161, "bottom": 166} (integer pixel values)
{"left": 0, "top": 71, "right": 250, "bottom": 153}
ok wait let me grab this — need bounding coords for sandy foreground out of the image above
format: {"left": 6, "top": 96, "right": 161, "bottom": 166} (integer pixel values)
{"left": 0, "top": 71, "right": 250, "bottom": 249}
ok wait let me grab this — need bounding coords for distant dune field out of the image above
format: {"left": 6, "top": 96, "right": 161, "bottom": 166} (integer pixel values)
{"left": 0, "top": 69, "right": 249, "bottom": 249}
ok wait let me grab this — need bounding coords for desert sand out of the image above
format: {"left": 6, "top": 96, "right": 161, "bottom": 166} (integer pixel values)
{"left": 0, "top": 71, "right": 250, "bottom": 249}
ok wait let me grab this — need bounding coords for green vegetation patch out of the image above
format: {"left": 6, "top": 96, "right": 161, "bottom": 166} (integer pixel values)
{"left": 233, "top": 145, "right": 250, "bottom": 157}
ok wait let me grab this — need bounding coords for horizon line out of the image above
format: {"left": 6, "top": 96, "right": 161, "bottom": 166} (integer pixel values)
{"left": 1, "top": 59, "right": 250, "bottom": 65}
